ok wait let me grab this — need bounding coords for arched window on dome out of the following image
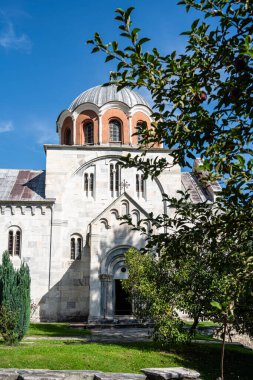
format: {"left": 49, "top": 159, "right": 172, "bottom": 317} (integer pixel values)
{"left": 8, "top": 226, "right": 22, "bottom": 257}
{"left": 109, "top": 119, "right": 121, "bottom": 143}
{"left": 136, "top": 121, "right": 145, "bottom": 144}
{"left": 64, "top": 128, "right": 72, "bottom": 145}
{"left": 84, "top": 122, "right": 94, "bottom": 144}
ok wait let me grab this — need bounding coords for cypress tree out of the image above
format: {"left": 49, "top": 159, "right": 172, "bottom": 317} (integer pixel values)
{"left": 0, "top": 251, "right": 31, "bottom": 344}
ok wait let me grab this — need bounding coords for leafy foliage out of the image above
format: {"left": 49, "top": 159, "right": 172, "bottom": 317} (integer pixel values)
{"left": 87, "top": 1, "right": 253, "bottom": 203}
{"left": 88, "top": 3, "right": 253, "bottom": 378}
{"left": 0, "top": 251, "right": 31, "bottom": 344}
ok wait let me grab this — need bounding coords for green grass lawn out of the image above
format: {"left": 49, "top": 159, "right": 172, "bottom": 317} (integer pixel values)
{"left": 0, "top": 339, "right": 252, "bottom": 379}
{"left": 0, "top": 323, "right": 252, "bottom": 379}
{"left": 27, "top": 323, "right": 90, "bottom": 337}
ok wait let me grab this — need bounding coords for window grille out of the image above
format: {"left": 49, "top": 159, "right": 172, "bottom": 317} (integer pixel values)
{"left": 109, "top": 120, "right": 121, "bottom": 142}
{"left": 84, "top": 122, "right": 94, "bottom": 144}
{"left": 15, "top": 231, "right": 21, "bottom": 256}
{"left": 8, "top": 231, "right": 13, "bottom": 255}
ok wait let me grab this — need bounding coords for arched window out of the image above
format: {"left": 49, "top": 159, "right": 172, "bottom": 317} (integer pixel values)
{"left": 84, "top": 122, "right": 94, "bottom": 144}
{"left": 136, "top": 122, "right": 145, "bottom": 144}
{"left": 136, "top": 174, "right": 145, "bottom": 198}
{"left": 70, "top": 234, "right": 82, "bottom": 260}
{"left": 109, "top": 119, "right": 121, "bottom": 142}
{"left": 71, "top": 238, "right": 75, "bottom": 260}
{"left": 8, "top": 227, "right": 21, "bottom": 256}
{"left": 110, "top": 162, "right": 121, "bottom": 196}
{"left": 84, "top": 168, "right": 95, "bottom": 197}
{"left": 65, "top": 128, "right": 72, "bottom": 145}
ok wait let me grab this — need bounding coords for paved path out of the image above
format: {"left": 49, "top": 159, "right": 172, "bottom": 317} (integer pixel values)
{"left": 26, "top": 327, "right": 152, "bottom": 343}
{"left": 88, "top": 327, "right": 152, "bottom": 343}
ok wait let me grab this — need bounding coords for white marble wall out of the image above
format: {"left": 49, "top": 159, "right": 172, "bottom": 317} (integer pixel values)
{"left": 0, "top": 146, "right": 182, "bottom": 321}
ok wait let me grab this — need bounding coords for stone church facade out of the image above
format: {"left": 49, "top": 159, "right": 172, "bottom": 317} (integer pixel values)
{"left": 0, "top": 85, "right": 220, "bottom": 322}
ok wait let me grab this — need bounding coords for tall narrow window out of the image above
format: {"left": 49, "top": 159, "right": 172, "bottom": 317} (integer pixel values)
{"left": 65, "top": 128, "right": 72, "bottom": 145}
{"left": 109, "top": 162, "right": 121, "bottom": 196}
{"left": 136, "top": 174, "right": 140, "bottom": 193}
{"left": 77, "top": 238, "right": 82, "bottom": 259}
{"left": 70, "top": 235, "right": 82, "bottom": 260}
{"left": 90, "top": 173, "right": 94, "bottom": 194}
{"left": 109, "top": 119, "right": 121, "bottom": 142}
{"left": 115, "top": 164, "right": 120, "bottom": 192}
{"left": 15, "top": 231, "right": 21, "bottom": 256}
{"left": 8, "top": 231, "right": 13, "bottom": 255}
{"left": 110, "top": 164, "right": 114, "bottom": 192}
{"left": 141, "top": 175, "right": 145, "bottom": 194}
{"left": 137, "top": 122, "right": 144, "bottom": 144}
{"left": 8, "top": 227, "right": 21, "bottom": 257}
{"left": 71, "top": 238, "right": 75, "bottom": 260}
{"left": 84, "top": 169, "right": 95, "bottom": 197}
{"left": 84, "top": 173, "right": 89, "bottom": 193}
{"left": 84, "top": 122, "right": 94, "bottom": 144}
{"left": 136, "top": 174, "right": 145, "bottom": 198}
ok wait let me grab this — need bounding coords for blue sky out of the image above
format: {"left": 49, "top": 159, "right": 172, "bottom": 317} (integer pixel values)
{"left": 0, "top": 0, "right": 199, "bottom": 170}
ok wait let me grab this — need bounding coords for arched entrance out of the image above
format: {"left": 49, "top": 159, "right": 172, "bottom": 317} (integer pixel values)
{"left": 100, "top": 246, "right": 133, "bottom": 319}
{"left": 113, "top": 263, "right": 132, "bottom": 316}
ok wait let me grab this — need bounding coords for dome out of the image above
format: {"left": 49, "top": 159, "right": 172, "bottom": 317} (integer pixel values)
{"left": 68, "top": 84, "right": 150, "bottom": 111}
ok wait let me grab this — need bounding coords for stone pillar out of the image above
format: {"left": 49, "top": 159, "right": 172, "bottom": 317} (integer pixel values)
{"left": 99, "top": 273, "right": 113, "bottom": 320}
{"left": 128, "top": 112, "right": 133, "bottom": 145}
{"left": 98, "top": 112, "right": 103, "bottom": 144}
{"left": 72, "top": 115, "right": 76, "bottom": 145}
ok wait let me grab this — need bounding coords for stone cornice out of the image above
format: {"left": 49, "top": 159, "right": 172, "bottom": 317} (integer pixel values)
{"left": 44, "top": 144, "right": 174, "bottom": 153}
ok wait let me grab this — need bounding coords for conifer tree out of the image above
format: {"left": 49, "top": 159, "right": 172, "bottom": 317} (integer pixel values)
{"left": 0, "top": 251, "right": 31, "bottom": 344}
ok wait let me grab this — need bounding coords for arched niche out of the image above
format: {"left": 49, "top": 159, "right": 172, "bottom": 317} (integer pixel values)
{"left": 61, "top": 116, "right": 73, "bottom": 145}
{"left": 102, "top": 108, "right": 129, "bottom": 145}
{"left": 76, "top": 110, "right": 99, "bottom": 145}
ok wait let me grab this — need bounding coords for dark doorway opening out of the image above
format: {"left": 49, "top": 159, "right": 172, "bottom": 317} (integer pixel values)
{"left": 114, "top": 279, "right": 132, "bottom": 315}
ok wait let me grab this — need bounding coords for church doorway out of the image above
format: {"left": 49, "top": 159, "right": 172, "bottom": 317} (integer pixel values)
{"left": 99, "top": 246, "right": 134, "bottom": 319}
{"left": 114, "top": 279, "right": 132, "bottom": 315}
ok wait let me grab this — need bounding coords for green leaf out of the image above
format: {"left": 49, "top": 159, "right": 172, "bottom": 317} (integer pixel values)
{"left": 105, "top": 55, "right": 114, "bottom": 62}
{"left": 138, "top": 38, "right": 150, "bottom": 45}
{"left": 211, "top": 301, "right": 222, "bottom": 310}
{"left": 91, "top": 47, "right": 100, "bottom": 53}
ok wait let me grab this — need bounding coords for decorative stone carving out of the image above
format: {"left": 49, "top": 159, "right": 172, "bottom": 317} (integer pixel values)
{"left": 99, "top": 274, "right": 112, "bottom": 282}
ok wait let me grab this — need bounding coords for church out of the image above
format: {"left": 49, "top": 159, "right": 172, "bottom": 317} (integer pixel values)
{"left": 0, "top": 84, "right": 220, "bottom": 322}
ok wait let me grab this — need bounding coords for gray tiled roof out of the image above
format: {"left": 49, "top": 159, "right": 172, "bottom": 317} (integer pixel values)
{"left": 69, "top": 85, "right": 150, "bottom": 111}
{"left": 182, "top": 172, "right": 214, "bottom": 203}
{"left": 0, "top": 170, "right": 46, "bottom": 201}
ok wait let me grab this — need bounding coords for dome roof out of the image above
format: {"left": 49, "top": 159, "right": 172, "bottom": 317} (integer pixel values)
{"left": 68, "top": 84, "right": 150, "bottom": 111}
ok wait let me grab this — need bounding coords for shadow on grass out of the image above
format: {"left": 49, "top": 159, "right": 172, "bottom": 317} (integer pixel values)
{"left": 28, "top": 323, "right": 90, "bottom": 337}
{"left": 87, "top": 341, "right": 253, "bottom": 380}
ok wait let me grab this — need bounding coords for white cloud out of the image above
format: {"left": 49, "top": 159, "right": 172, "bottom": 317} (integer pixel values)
{"left": 29, "top": 120, "right": 58, "bottom": 145}
{"left": 0, "top": 120, "right": 14, "bottom": 133}
{"left": 0, "top": 11, "right": 32, "bottom": 52}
